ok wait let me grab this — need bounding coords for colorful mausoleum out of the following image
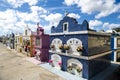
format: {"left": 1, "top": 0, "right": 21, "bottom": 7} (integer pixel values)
{"left": 49, "top": 15, "right": 111, "bottom": 79}
{"left": 111, "top": 33, "right": 120, "bottom": 62}
{"left": 30, "top": 23, "right": 50, "bottom": 62}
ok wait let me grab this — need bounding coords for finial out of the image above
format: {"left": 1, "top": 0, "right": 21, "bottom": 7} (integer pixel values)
{"left": 65, "top": 11, "right": 69, "bottom": 16}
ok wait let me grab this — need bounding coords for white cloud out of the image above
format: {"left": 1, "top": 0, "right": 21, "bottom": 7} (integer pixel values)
{"left": 64, "top": 0, "right": 120, "bottom": 18}
{"left": 16, "top": 6, "right": 48, "bottom": 23}
{"left": 63, "top": 0, "right": 78, "bottom": 6}
{"left": 103, "top": 22, "right": 120, "bottom": 30}
{"left": 6, "top": 0, "right": 38, "bottom": 8}
{"left": 0, "top": 9, "right": 18, "bottom": 34}
{"left": 38, "top": 13, "right": 63, "bottom": 33}
{"left": 89, "top": 20, "right": 103, "bottom": 29}
{"left": 30, "top": 6, "right": 48, "bottom": 14}
{"left": 0, "top": 5, "right": 50, "bottom": 35}
{"left": 0, "top": 5, "right": 63, "bottom": 35}
{"left": 89, "top": 20, "right": 120, "bottom": 31}
{"left": 43, "top": 13, "right": 63, "bottom": 27}
{"left": 68, "top": 13, "right": 80, "bottom": 19}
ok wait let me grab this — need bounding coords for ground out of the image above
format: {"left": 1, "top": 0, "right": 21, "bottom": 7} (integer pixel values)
{"left": 0, "top": 42, "right": 120, "bottom": 80}
{"left": 0, "top": 43, "right": 64, "bottom": 80}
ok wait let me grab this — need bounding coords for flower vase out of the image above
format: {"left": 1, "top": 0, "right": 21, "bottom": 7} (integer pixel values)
{"left": 60, "top": 49, "right": 63, "bottom": 53}
{"left": 79, "top": 52, "right": 82, "bottom": 56}
{"left": 66, "top": 50, "right": 68, "bottom": 55}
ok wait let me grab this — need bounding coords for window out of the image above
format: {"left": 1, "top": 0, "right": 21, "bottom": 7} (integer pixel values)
{"left": 36, "top": 37, "right": 40, "bottom": 46}
{"left": 63, "top": 22, "right": 68, "bottom": 32}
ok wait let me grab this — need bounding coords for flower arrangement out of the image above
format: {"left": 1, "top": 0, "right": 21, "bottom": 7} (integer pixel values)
{"left": 49, "top": 60, "right": 54, "bottom": 67}
{"left": 59, "top": 44, "right": 63, "bottom": 50}
{"left": 58, "top": 62, "right": 62, "bottom": 66}
{"left": 50, "top": 44, "right": 54, "bottom": 48}
{"left": 76, "top": 66, "right": 82, "bottom": 73}
{"left": 76, "top": 46, "right": 83, "bottom": 52}
{"left": 64, "top": 44, "right": 70, "bottom": 50}
{"left": 67, "top": 65, "right": 73, "bottom": 70}
{"left": 49, "top": 60, "right": 53, "bottom": 63}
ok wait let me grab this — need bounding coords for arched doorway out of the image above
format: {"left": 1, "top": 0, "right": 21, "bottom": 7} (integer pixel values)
{"left": 67, "top": 38, "right": 83, "bottom": 56}
{"left": 51, "top": 54, "right": 62, "bottom": 70}
{"left": 67, "top": 59, "right": 83, "bottom": 76}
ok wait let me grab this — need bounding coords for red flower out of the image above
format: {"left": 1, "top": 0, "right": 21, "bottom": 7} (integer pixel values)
{"left": 58, "top": 62, "right": 62, "bottom": 66}
{"left": 49, "top": 60, "right": 53, "bottom": 63}
{"left": 33, "top": 49, "right": 37, "bottom": 55}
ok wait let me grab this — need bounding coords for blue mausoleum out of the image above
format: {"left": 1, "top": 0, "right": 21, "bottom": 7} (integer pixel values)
{"left": 111, "top": 33, "right": 120, "bottom": 62}
{"left": 49, "top": 15, "right": 111, "bottom": 79}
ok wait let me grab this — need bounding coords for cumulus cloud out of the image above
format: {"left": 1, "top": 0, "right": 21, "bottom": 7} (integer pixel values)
{"left": 42, "top": 13, "right": 63, "bottom": 27}
{"left": 16, "top": 6, "right": 48, "bottom": 23}
{"left": 0, "top": 5, "right": 64, "bottom": 35}
{"left": 89, "top": 20, "right": 103, "bottom": 29}
{"left": 64, "top": 0, "right": 120, "bottom": 18}
{"left": 0, "top": 9, "right": 18, "bottom": 34}
{"left": 30, "top": 6, "right": 48, "bottom": 14}
{"left": 6, "top": 0, "right": 38, "bottom": 8}
{"left": 89, "top": 19, "right": 120, "bottom": 31}
{"left": 103, "top": 22, "right": 120, "bottom": 30}
{"left": 68, "top": 13, "right": 80, "bottom": 19}
{"left": 63, "top": 0, "right": 78, "bottom": 6}
{"left": 0, "top": 5, "right": 50, "bottom": 35}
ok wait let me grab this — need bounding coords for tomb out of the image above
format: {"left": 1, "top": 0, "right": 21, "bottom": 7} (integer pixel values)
{"left": 111, "top": 33, "right": 120, "bottom": 62}
{"left": 49, "top": 14, "right": 111, "bottom": 79}
{"left": 14, "top": 33, "right": 23, "bottom": 52}
{"left": 21, "top": 25, "right": 32, "bottom": 55}
{"left": 30, "top": 23, "right": 50, "bottom": 62}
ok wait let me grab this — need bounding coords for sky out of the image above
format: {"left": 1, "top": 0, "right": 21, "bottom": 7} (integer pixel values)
{"left": 0, "top": 0, "right": 120, "bottom": 36}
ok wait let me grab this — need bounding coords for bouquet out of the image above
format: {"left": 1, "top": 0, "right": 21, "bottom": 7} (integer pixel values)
{"left": 76, "top": 46, "right": 83, "bottom": 52}
{"left": 64, "top": 44, "right": 70, "bottom": 50}
{"left": 50, "top": 44, "right": 54, "bottom": 48}
{"left": 59, "top": 44, "right": 63, "bottom": 50}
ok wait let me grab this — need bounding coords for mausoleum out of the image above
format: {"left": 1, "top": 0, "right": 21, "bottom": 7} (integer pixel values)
{"left": 49, "top": 14, "right": 111, "bottom": 79}
{"left": 111, "top": 33, "right": 120, "bottom": 62}
{"left": 30, "top": 23, "right": 50, "bottom": 62}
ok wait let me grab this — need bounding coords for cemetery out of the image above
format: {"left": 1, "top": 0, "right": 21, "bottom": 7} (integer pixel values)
{"left": 0, "top": 14, "right": 120, "bottom": 80}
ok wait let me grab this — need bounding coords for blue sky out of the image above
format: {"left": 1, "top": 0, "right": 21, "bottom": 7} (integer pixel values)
{"left": 0, "top": 0, "right": 120, "bottom": 36}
